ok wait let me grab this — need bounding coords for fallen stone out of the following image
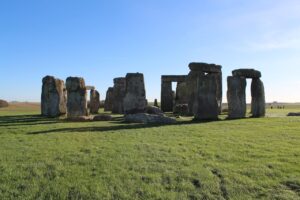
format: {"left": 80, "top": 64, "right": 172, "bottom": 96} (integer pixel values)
{"left": 124, "top": 113, "right": 176, "bottom": 124}
{"left": 66, "top": 116, "right": 93, "bottom": 122}
{"left": 232, "top": 69, "right": 261, "bottom": 78}
{"left": 287, "top": 112, "right": 300, "bottom": 116}
{"left": 145, "top": 106, "right": 164, "bottom": 116}
{"left": 93, "top": 114, "right": 112, "bottom": 121}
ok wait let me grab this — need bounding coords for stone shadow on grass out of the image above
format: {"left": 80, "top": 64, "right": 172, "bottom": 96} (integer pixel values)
{"left": 27, "top": 119, "right": 218, "bottom": 135}
{"left": 0, "top": 114, "right": 62, "bottom": 127}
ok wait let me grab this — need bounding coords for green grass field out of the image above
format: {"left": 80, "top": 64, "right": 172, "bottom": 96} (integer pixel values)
{"left": 0, "top": 103, "right": 300, "bottom": 199}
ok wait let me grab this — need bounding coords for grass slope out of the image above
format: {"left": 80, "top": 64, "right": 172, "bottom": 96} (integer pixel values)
{"left": 0, "top": 104, "right": 299, "bottom": 199}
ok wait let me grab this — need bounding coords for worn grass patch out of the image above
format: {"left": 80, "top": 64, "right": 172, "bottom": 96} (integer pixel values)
{"left": 0, "top": 104, "right": 299, "bottom": 199}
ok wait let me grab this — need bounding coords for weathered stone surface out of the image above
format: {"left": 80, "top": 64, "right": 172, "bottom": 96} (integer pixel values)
{"left": 0, "top": 99, "right": 9, "bottom": 108}
{"left": 193, "top": 74, "right": 219, "bottom": 120}
{"left": 287, "top": 112, "right": 300, "bottom": 116}
{"left": 124, "top": 113, "right": 176, "bottom": 124}
{"left": 104, "top": 87, "right": 114, "bottom": 111}
{"left": 175, "top": 82, "right": 189, "bottom": 105}
{"left": 232, "top": 69, "right": 261, "bottom": 78}
{"left": 186, "top": 70, "right": 204, "bottom": 116}
{"left": 251, "top": 78, "right": 265, "bottom": 117}
{"left": 123, "top": 73, "right": 147, "bottom": 114}
{"left": 154, "top": 99, "right": 159, "bottom": 107}
{"left": 161, "top": 80, "right": 173, "bottom": 112}
{"left": 161, "top": 75, "right": 187, "bottom": 83}
{"left": 66, "top": 116, "right": 93, "bottom": 122}
{"left": 66, "top": 77, "right": 88, "bottom": 118}
{"left": 188, "top": 62, "right": 222, "bottom": 73}
{"left": 90, "top": 89, "right": 100, "bottom": 114}
{"left": 145, "top": 106, "right": 164, "bottom": 116}
{"left": 41, "top": 76, "right": 67, "bottom": 117}
{"left": 173, "top": 104, "right": 190, "bottom": 116}
{"left": 112, "top": 77, "right": 126, "bottom": 114}
{"left": 86, "top": 86, "right": 95, "bottom": 90}
{"left": 212, "top": 72, "right": 223, "bottom": 113}
{"left": 227, "top": 76, "right": 247, "bottom": 119}
{"left": 93, "top": 114, "right": 112, "bottom": 121}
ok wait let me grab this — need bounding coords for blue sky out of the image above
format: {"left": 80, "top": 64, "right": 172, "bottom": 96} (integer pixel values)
{"left": 1, "top": 0, "right": 299, "bottom": 102}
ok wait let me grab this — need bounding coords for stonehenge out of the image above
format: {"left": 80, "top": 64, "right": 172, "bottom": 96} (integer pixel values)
{"left": 104, "top": 87, "right": 114, "bottom": 111}
{"left": 66, "top": 77, "right": 88, "bottom": 118}
{"left": 40, "top": 62, "right": 266, "bottom": 122}
{"left": 123, "top": 73, "right": 147, "bottom": 114}
{"left": 227, "top": 69, "right": 265, "bottom": 119}
{"left": 112, "top": 77, "right": 126, "bottom": 114}
{"left": 89, "top": 89, "right": 100, "bottom": 114}
{"left": 41, "top": 76, "right": 67, "bottom": 117}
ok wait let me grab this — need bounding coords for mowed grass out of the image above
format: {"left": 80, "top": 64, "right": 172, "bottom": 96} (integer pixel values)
{"left": 0, "top": 103, "right": 300, "bottom": 199}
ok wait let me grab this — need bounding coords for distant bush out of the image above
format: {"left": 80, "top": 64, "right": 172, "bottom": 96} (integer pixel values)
{"left": 0, "top": 99, "right": 9, "bottom": 108}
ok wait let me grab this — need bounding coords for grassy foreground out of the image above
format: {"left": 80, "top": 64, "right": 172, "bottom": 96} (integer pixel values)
{"left": 0, "top": 103, "right": 300, "bottom": 199}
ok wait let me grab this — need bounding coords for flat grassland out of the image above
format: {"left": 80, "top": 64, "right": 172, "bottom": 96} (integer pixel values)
{"left": 0, "top": 103, "right": 299, "bottom": 199}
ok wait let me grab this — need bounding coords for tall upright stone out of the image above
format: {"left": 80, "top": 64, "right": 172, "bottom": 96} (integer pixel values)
{"left": 161, "top": 80, "right": 173, "bottom": 112}
{"left": 66, "top": 77, "right": 88, "bottom": 118}
{"left": 227, "top": 76, "right": 247, "bottom": 119}
{"left": 90, "top": 89, "right": 100, "bottom": 114}
{"left": 251, "top": 78, "right": 265, "bottom": 117}
{"left": 104, "top": 87, "right": 114, "bottom": 112}
{"left": 123, "top": 73, "right": 147, "bottom": 114}
{"left": 112, "top": 77, "right": 126, "bottom": 114}
{"left": 154, "top": 99, "right": 159, "bottom": 107}
{"left": 41, "top": 76, "right": 67, "bottom": 117}
{"left": 187, "top": 62, "right": 222, "bottom": 120}
{"left": 175, "top": 82, "right": 189, "bottom": 105}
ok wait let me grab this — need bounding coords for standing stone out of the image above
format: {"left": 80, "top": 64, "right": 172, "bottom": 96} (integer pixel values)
{"left": 154, "top": 99, "right": 159, "bottom": 107}
{"left": 161, "top": 80, "right": 173, "bottom": 112}
{"left": 123, "top": 73, "right": 147, "bottom": 114}
{"left": 251, "top": 78, "right": 265, "bottom": 117}
{"left": 175, "top": 82, "right": 189, "bottom": 105}
{"left": 104, "top": 87, "right": 114, "bottom": 111}
{"left": 90, "top": 89, "right": 100, "bottom": 114}
{"left": 187, "top": 62, "right": 222, "bottom": 119}
{"left": 227, "top": 76, "right": 247, "bottom": 119}
{"left": 41, "top": 76, "right": 67, "bottom": 117}
{"left": 193, "top": 74, "right": 219, "bottom": 120}
{"left": 66, "top": 77, "right": 88, "bottom": 118}
{"left": 112, "top": 77, "right": 126, "bottom": 114}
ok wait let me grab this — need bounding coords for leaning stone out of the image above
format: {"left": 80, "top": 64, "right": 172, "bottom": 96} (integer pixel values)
{"left": 41, "top": 76, "right": 67, "bottom": 117}
{"left": 145, "top": 106, "right": 164, "bottom": 116}
{"left": 287, "top": 112, "right": 300, "bottom": 116}
{"left": 251, "top": 78, "right": 265, "bottom": 117}
{"left": 188, "top": 62, "right": 222, "bottom": 73}
{"left": 0, "top": 99, "right": 9, "bottom": 108}
{"left": 232, "top": 69, "right": 261, "bottom": 78}
{"left": 227, "top": 76, "right": 247, "bottom": 119}
{"left": 124, "top": 113, "right": 176, "bottom": 124}
{"left": 123, "top": 73, "right": 147, "bottom": 114}
{"left": 93, "top": 114, "right": 112, "bottom": 121}
{"left": 66, "top": 77, "right": 88, "bottom": 118}
{"left": 90, "top": 89, "right": 100, "bottom": 114}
